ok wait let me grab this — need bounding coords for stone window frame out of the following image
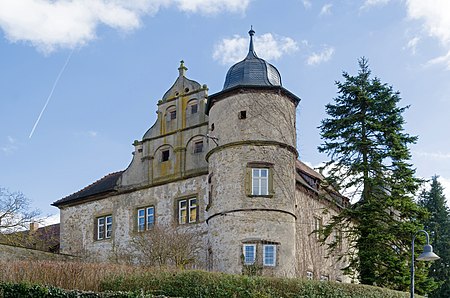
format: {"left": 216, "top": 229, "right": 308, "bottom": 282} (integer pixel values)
{"left": 137, "top": 206, "right": 155, "bottom": 232}
{"left": 95, "top": 214, "right": 112, "bottom": 241}
{"left": 161, "top": 149, "right": 170, "bottom": 162}
{"left": 245, "top": 162, "right": 274, "bottom": 198}
{"left": 176, "top": 196, "right": 198, "bottom": 225}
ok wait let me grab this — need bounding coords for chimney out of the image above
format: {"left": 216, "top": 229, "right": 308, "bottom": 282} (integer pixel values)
{"left": 30, "top": 222, "right": 39, "bottom": 232}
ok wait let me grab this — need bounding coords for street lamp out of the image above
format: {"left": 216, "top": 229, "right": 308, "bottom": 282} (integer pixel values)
{"left": 410, "top": 230, "right": 440, "bottom": 298}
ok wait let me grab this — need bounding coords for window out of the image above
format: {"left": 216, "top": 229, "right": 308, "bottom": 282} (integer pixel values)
{"left": 320, "top": 275, "right": 329, "bottom": 282}
{"left": 263, "top": 244, "right": 276, "bottom": 266}
{"left": 194, "top": 141, "right": 203, "bottom": 153}
{"left": 306, "top": 271, "right": 314, "bottom": 280}
{"left": 178, "top": 198, "right": 197, "bottom": 224}
{"left": 252, "top": 168, "right": 269, "bottom": 195}
{"left": 170, "top": 110, "right": 177, "bottom": 120}
{"left": 239, "top": 110, "right": 247, "bottom": 119}
{"left": 137, "top": 206, "right": 155, "bottom": 232}
{"left": 97, "top": 215, "right": 112, "bottom": 240}
{"left": 243, "top": 244, "right": 256, "bottom": 265}
{"left": 191, "top": 104, "right": 198, "bottom": 114}
{"left": 314, "top": 217, "right": 323, "bottom": 240}
{"left": 161, "top": 149, "right": 170, "bottom": 162}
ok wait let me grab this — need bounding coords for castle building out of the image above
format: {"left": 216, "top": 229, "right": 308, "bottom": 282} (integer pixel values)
{"left": 53, "top": 29, "right": 349, "bottom": 281}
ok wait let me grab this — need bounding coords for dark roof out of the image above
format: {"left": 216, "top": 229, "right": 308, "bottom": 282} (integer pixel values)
{"left": 0, "top": 223, "right": 60, "bottom": 253}
{"left": 222, "top": 28, "right": 282, "bottom": 91}
{"left": 52, "top": 171, "right": 123, "bottom": 207}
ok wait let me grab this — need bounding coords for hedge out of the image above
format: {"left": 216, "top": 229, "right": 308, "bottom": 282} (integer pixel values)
{"left": 0, "top": 283, "right": 163, "bottom": 298}
{"left": 100, "top": 270, "right": 420, "bottom": 298}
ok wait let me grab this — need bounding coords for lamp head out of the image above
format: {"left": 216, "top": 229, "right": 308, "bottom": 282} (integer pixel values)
{"left": 417, "top": 244, "right": 440, "bottom": 261}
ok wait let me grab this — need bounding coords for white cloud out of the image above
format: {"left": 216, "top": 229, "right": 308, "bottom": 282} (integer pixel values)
{"left": 302, "top": 0, "right": 312, "bottom": 9}
{"left": 437, "top": 176, "right": 450, "bottom": 207}
{"left": 405, "top": 0, "right": 450, "bottom": 69}
{"left": 405, "top": 36, "right": 420, "bottom": 55}
{"left": 175, "top": 0, "right": 250, "bottom": 15}
{"left": 413, "top": 150, "right": 450, "bottom": 160}
{"left": 0, "top": 0, "right": 250, "bottom": 53}
{"left": 361, "top": 0, "right": 391, "bottom": 10}
{"left": 306, "top": 46, "right": 334, "bottom": 65}
{"left": 319, "top": 3, "right": 332, "bottom": 16}
{"left": 1, "top": 136, "right": 17, "bottom": 154}
{"left": 88, "top": 130, "right": 98, "bottom": 137}
{"left": 213, "top": 33, "right": 299, "bottom": 65}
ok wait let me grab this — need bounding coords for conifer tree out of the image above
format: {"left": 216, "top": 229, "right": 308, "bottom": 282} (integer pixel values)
{"left": 419, "top": 176, "right": 450, "bottom": 298}
{"left": 318, "top": 57, "right": 435, "bottom": 293}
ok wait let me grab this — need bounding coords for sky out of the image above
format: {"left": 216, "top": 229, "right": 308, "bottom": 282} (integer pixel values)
{"left": 1, "top": 0, "right": 450, "bottom": 223}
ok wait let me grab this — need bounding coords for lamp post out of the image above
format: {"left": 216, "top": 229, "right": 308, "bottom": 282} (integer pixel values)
{"left": 410, "top": 230, "right": 440, "bottom": 298}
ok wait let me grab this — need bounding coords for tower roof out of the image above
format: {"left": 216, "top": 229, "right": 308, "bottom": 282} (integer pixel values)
{"left": 222, "top": 28, "right": 282, "bottom": 90}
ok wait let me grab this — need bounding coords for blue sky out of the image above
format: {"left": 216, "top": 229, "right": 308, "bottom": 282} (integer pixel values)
{"left": 1, "top": 0, "right": 450, "bottom": 221}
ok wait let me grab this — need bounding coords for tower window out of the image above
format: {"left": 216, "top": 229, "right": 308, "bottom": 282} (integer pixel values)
{"left": 243, "top": 244, "right": 256, "bottom": 265}
{"left": 252, "top": 168, "right": 269, "bottom": 195}
{"left": 161, "top": 150, "right": 170, "bottom": 162}
{"left": 263, "top": 244, "right": 276, "bottom": 266}
{"left": 239, "top": 110, "right": 247, "bottom": 119}
{"left": 170, "top": 110, "right": 177, "bottom": 120}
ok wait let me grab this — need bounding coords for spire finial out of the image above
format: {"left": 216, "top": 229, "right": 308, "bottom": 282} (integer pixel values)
{"left": 178, "top": 60, "right": 187, "bottom": 77}
{"left": 248, "top": 26, "right": 255, "bottom": 53}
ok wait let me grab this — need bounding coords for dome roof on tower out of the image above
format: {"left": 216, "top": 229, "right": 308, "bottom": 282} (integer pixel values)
{"left": 222, "top": 28, "right": 282, "bottom": 90}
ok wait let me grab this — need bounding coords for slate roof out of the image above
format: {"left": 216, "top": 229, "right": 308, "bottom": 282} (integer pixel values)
{"left": 52, "top": 171, "right": 123, "bottom": 207}
{"left": 222, "top": 28, "right": 282, "bottom": 91}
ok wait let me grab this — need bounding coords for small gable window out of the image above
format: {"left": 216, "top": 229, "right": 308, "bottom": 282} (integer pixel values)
{"left": 137, "top": 206, "right": 155, "bottom": 232}
{"left": 161, "top": 149, "right": 170, "bottom": 162}
{"left": 194, "top": 140, "right": 204, "bottom": 154}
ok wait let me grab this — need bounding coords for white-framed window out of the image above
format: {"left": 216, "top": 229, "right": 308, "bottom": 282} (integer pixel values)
{"left": 137, "top": 206, "right": 155, "bottom": 232}
{"left": 178, "top": 198, "right": 197, "bottom": 224}
{"left": 252, "top": 168, "right": 269, "bottom": 195}
{"left": 306, "top": 271, "right": 314, "bottom": 280}
{"left": 263, "top": 244, "right": 276, "bottom": 266}
{"left": 97, "top": 215, "right": 112, "bottom": 240}
{"left": 243, "top": 244, "right": 256, "bottom": 265}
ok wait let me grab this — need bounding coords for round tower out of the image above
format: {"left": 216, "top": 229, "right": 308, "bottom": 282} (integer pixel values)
{"left": 205, "top": 29, "right": 300, "bottom": 276}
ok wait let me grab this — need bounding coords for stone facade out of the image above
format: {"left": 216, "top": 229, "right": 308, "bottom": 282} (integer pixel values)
{"left": 54, "top": 33, "right": 351, "bottom": 282}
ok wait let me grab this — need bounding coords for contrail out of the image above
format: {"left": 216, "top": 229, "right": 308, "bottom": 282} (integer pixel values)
{"left": 29, "top": 49, "right": 74, "bottom": 139}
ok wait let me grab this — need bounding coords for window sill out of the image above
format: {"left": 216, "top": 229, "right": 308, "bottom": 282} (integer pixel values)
{"left": 247, "top": 194, "right": 274, "bottom": 198}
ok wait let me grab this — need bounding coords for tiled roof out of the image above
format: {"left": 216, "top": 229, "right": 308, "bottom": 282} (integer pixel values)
{"left": 52, "top": 171, "right": 123, "bottom": 207}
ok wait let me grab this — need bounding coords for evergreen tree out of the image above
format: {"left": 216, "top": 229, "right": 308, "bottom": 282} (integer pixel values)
{"left": 419, "top": 176, "right": 450, "bottom": 298}
{"left": 318, "top": 57, "right": 435, "bottom": 293}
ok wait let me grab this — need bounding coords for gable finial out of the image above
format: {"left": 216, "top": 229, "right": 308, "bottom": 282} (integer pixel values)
{"left": 178, "top": 60, "right": 187, "bottom": 77}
